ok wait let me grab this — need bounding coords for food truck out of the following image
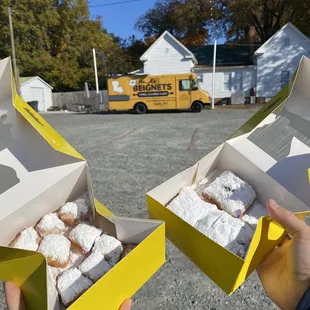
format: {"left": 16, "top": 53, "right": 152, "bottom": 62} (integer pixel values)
{"left": 107, "top": 73, "right": 211, "bottom": 114}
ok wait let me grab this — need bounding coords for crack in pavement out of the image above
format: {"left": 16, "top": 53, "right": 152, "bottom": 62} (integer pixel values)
{"left": 188, "top": 128, "right": 199, "bottom": 151}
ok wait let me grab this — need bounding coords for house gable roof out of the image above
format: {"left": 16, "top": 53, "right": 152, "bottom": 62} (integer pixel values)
{"left": 254, "top": 23, "right": 310, "bottom": 55}
{"left": 20, "top": 76, "right": 53, "bottom": 89}
{"left": 189, "top": 45, "right": 259, "bottom": 67}
{"left": 140, "top": 30, "right": 198, "bottom": 64}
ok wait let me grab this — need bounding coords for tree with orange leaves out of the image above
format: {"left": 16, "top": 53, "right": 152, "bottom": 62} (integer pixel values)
{"left": 135, "top": 0, "right": 214, "bottom": 47}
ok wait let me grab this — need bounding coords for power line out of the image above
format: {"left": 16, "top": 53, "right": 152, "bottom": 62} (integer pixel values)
{"left": 9, "top": 0, "right": 140, "bottom": 10}
{"left": 88, "top": 0, "right": 140, "bottom": 8}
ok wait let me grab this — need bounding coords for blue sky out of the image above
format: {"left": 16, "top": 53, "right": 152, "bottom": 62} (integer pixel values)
{"left": 89, "top": 0, "right": 156, "bottom": 39}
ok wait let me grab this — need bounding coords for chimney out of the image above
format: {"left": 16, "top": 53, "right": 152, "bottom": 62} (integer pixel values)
{"left": 249, "top": 26, "right": 256, "bottom": 55}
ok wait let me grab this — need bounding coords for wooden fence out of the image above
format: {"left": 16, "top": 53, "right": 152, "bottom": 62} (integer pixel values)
{"left": 52, "top": 90, "right": 109, "bottom": 112}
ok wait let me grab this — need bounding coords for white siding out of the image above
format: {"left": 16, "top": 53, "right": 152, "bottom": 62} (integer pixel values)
{"left": 256, "top": 25, "right": 310, "bottom": 98}
{"left": 20, "top": 78, "right": 53, "bottom": 112}
{"left": 143, "top": 35, "right": 194, "bottom": 74}
{"left": 20, "top": 86, "right": 32, "bottom": 103}
{"left": 195, "top": 67, "right": 256, "bottom": 99}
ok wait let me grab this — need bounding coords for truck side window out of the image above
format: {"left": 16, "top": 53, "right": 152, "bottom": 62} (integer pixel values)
{"left": 179, "top": 80, "right": 190, "bottom": 91}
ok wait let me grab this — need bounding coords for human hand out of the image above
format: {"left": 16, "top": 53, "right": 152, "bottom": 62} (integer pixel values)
{"left": 4, "top": 280, "right": 132, "bottom": 310}
{"left": 257, "top": 200, "right": 310, "bottom": 310}
{"left": 4, "top": 281, "right": 26, "bottom": 310}
{"left": 119, "top": 299, "right": 132, "bottom": 310}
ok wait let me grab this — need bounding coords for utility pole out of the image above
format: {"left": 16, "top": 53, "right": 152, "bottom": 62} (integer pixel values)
{"left": 210, "top": 0, "right": 216, "bottom": 110}
{"left": 8, "top": 6, "right": 20, "bottom": 94}
{"left": 92, "top": 48, "right": 100, "bottom": 112}
{"left": 211, "top": 40, "right": 217, "bottom": 110}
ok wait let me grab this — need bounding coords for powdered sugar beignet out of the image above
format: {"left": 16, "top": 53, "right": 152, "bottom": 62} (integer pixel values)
{"left": 10, "top": 226, "right": 40, "bottom": 251}
{"left": 79, "top": 251, "right": 111, "bottom": 282}
{"left": 57, "top": 268, "right": 93, "bottom": 307}
{"left": 69, "top": 223, "right": 102, "bottom": 254}
{"left": 195, "top": 211, "right": 253, "bottom": 258}
{"left": 36, "top": 213, "right": 66, "bottom": 237}
{"left": 59, "top": 199, "right": 89, "bottom": 226}
{"left": 93, "top": 234, "right": 123, "bottom": 266}
{"left": 168, "top": 186, "right": 218, "bottom": 226}
{"left": 39, "top": 234, "right": 71, "bottom": 268}
{"left": 203, "top": 171, "right": 256, "bottom": 218}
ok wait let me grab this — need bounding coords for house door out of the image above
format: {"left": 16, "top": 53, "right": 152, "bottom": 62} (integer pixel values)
{"left": 177, "top": 79, "right": 192, "bottom": 109}
{"left": 31, "top": 87, "right": 45, "bottom": 112}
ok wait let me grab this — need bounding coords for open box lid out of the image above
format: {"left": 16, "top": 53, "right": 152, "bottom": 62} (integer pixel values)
{"left": 228, "top": 56, "right": 310, "bottom": 208}
{"left": 0, "top": 57, "right": 87, "bottom": 223}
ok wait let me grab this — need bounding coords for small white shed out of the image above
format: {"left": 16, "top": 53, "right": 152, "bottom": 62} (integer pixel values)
{"left": 20, "top": 76, "right": 53, "bottom": 112}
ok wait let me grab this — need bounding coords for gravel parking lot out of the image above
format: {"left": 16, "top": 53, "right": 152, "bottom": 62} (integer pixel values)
{"left": 0, "top": 108, "right": 279, "bottom": 310}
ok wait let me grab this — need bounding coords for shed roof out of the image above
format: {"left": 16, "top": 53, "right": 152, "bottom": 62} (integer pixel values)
{"left": 20, "top": 76, "right": 35, "bottom": 84}
{"left": 20, "top": 76, "right": 53, "bottom": 89}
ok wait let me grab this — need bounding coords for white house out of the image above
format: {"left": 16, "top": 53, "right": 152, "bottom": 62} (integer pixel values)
{"left": 255, "top": 23, "right": 310, "bottom": 101}
{"left": 138, "top": 23, "right": 310, "bottom": 104}
{"left": 190, "top": 45, "right": 257, "bottom": 104}
{"left": 140, "top": 31, "right": 197, "bottom": 75}
{"left": 20, "top": 76, "right": 53, "bottom": 112}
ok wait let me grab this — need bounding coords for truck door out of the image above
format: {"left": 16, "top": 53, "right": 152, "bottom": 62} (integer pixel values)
{"left": 177, "top": 79, "right": 192, "bottom": 109}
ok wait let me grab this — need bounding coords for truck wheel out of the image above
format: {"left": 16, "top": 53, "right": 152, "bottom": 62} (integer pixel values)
{"left": 134, "top": 102, "right": 147, "bottom": 114}
{"left": 191, "top": 101, "right": 203, "bottom": 113}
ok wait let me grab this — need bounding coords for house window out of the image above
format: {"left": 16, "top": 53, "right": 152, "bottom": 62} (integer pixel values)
{"left": 223, "top": 73, "right": 231, "bottom": 91}
{"left": 179, "top": 80, "right": 190, "bottom": 91}
{"left": 234, "top": 72, "right": 243, "bottom": 91}
{"left": 197, "top": 73, "right": 203, "bottom": 83}
{"left": 281, "top": 71, "right": 290, "bottom": 88}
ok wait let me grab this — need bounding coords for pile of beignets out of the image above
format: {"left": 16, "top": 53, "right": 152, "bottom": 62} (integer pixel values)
{"left": 168, "top": 171, "right": 267, "bottom": 258}
{"left": 9, "top": 195, "right": 135, "bottom": 307}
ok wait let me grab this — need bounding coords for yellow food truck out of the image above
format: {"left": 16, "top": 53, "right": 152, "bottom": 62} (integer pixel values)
{"left": 107, "top": 73, "right": 211, "bottom": 114}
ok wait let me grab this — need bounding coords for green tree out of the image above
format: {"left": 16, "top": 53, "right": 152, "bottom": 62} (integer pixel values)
{"left": 135, "top": 0, "right": 213, "bottom": 46}
{"left": 217, "top": 0, "right": 310, "bottom": 43}
{"left": 0, "top": 0, "right": 134, "bottom": 91}
{"left": 117, "top": 35, "right": 147, "bottom": 70}
{"left": 0, "top": 0, "right": 59, "bottom": 68}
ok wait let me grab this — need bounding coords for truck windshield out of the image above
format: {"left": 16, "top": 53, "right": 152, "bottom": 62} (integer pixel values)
{"left": 192, "top": 79, "right": 200, "bottom": 90}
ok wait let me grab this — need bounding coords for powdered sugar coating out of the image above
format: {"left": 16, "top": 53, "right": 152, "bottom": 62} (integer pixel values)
{"left": 48, "top": 249, "right": 85, "bottom": 286}
{"left": 57, "top": 248, "right": 86, "bottom": 274}
{"left": 39, "top": 234, "right": 71, "bottom": 267}
{"left": 79, "top": 251, "right": 111, "bottom": 281}
{"left": 168, "top": 186, "right": 218, "bottom": 226}
{"left": 195, "top": 209, "right": 223, "bottom": 232}
{"left": 242, "top": 201, "right": 267, "bottom": 230}
{"left": 36, "top": 213, "right": 66, "bottom": 237}
{"left": 57, "top": 268, "right": 93, "bottom": 307}
{"left": 195, "top": 211, "right": 253, "bottom": 258}
{"left": 78, "top": 192, "right": 90, "bottom": 207}
{"left": 203, "top": 171, "right": 256, "bottom": 218}
{"left": 93, "top": 234, "right": 123, "bottom": 266}
{"left": 48, "top": 266, "right": 60, "bottom": 285}
{"left": 10, "top": 227, "right": 40, "bottom": 251}
{"left": 242, "top": 214, "right": 258, "bottom": 230}
{"left": 69, "top": 223, "right": 102, "bottom": 254}
{"left": 59, "top": 199, "right": 89, "bottom": 226}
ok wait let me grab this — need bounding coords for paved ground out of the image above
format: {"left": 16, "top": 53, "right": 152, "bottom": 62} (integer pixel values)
{"left": 0, "top": 108, "right": 279, "bottom": 310}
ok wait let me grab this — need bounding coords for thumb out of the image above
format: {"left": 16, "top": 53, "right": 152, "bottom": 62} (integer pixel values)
{"left": 267, "top": 200, "right": 308, "bottom": 236}
{"left": 119, "top": 299, "right": 132, "bottom": 310}
{"left": 4, "top": 281, "right": 26, "bottom": 310}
